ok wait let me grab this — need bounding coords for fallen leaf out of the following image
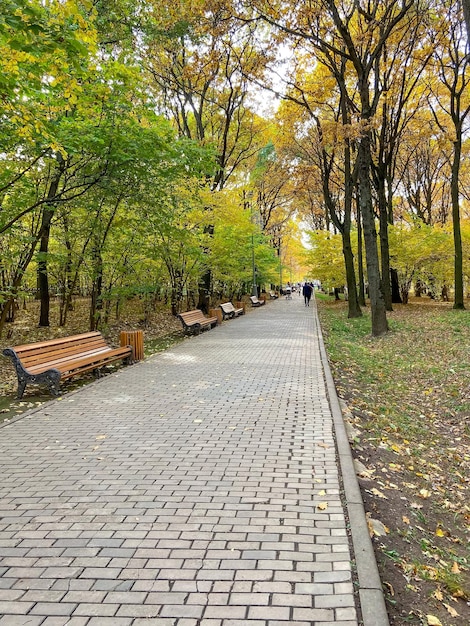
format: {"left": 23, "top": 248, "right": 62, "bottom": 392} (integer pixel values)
{"left": 443, "top": 603, "right": 459, "bottom": 617}
{"left": 383, "top": 581, "right": 394, "bottom": 596}
{"left": 433, "top": 588, "right": 443, "bottom": 601}
{"left": 367, "top": 517, "right": 389, "bottom": 537}
{"left": 451, "top": 561, "right": 460, "bottom": 574}
{"left": 419, "top": 489, "right": 431, "bottom": 499}
{"left": 317, "top": 502, "right": 328, "bottom": 510}
{"left": 426, "top": 615, "right": 442, "bottom": 626}
{"left": 354, "top": 459, "right": 374, "bottom": 478}
{"left": 402, "top": 516, "right": 410, "bottom": 524}
{"left": 370, "top": 487, "right": 388, "bottom": 499}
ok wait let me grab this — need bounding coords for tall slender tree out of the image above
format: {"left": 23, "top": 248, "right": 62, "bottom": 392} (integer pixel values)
{"left": 429, "top": 1, "right": 470, "bottom": 309}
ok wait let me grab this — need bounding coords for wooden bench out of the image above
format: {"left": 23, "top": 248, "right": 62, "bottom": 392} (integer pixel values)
{"left": 3, "top": 331, "right": 134, "bottom": 399}
{"left": 269, "top": 291, "right": 278, "bottom": 299}
{"left": 250, "top": 295, "right": 266, "bottom": 307}
{"left": 177, "top": 309, "right": 218, "bottom": 335}
{"left": 219, "top": 302, "right": 245, "bottom": 320}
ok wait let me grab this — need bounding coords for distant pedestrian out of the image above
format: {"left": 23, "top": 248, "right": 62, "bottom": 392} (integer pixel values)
{"left": 302, "top": 282, "right": 313, "bottom": 306}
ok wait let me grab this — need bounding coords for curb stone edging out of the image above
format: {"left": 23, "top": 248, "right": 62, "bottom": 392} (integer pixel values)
{"left": 313, "top": 297, "right": 390, "bottom": 626}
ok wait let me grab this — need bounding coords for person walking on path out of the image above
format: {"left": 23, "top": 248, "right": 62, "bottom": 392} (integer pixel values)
{"left": 303, "top": 281, "right": 313, "bottom": 306}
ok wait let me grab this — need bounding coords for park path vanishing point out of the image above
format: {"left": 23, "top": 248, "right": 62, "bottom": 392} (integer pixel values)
{"left": 0, "top": 295, "right": 388, "bottom": 626}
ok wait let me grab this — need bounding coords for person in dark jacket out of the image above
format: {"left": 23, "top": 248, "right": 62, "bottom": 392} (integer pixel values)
{"left": 302, "top": 282, "right": 313, "bottom": 306}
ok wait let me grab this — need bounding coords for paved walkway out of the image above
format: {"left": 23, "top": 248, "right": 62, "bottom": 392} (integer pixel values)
{"left": 0, "top": 295, "right": 388, "bottom": 626}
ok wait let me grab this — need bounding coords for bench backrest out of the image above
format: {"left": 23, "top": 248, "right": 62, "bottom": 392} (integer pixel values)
{"left": 250, "top": 296, "right": 259, "bottom": 304}
{"left": 10, "top": 332, "right": 109, "bottom": 369}
{"left": 179, "top": 310, "right": 207, "bottom": 324}
{"left": 220, "top": 302, "right": 235, "bottom": 314}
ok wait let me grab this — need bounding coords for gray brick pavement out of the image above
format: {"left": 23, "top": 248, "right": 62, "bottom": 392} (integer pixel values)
{"left": 0, "top": 296, "right": 387, "bottom": 624}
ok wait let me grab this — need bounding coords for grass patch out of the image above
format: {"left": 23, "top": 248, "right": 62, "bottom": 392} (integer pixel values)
{"left": 317, "top": 295, "right": 470, "bottom": 624}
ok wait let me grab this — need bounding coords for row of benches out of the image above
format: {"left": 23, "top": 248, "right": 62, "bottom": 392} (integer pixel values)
{"left": 3, "top": 297, "right": 272, "bottom": 399}
{"left": 177, "top": 301, "right": 245, "bottom": 335}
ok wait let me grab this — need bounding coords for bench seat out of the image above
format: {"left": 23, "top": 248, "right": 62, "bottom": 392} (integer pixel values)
{"left": 219, "top": 302, "right": 245, "bottom": 320}
{"left": 250, "top": 296, "right": 266, "bottom": 307}
{"left": 177, "top": 309, "right": 218, "bottom": 335}
{"left": 3, "top": 331, "right": 133, "bottom": 399}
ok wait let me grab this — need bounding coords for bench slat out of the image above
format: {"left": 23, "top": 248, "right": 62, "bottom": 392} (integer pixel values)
{"left": 12, "top": 332, "right": 103, "bottom": 354}
{"left": 25, "top": 346, "right": 119, "bottom": 375}
{"left": 18, "top": 338, "right": 109, "bottom": 368}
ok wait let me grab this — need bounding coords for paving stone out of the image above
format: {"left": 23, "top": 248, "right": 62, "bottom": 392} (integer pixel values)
{"left": 41, "top": 618, "right": 89, "bottom": 626}
{"left": 29, "top": 602, "right": 77, "bottom": 615}
{"left": 0, "top": 617, "right": 44, "bottom": 625}
{"left": 0, "top": 600, "right": 35, "bottom": 614}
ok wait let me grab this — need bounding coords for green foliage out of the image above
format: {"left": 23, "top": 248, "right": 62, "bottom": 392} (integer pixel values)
{"left": 389, "top": 221, "right": 454, "bottom": 299}
{"left": 303, "top": 230, "right": 349, "bottom": 289}
{"left": 210, "top": 190, "right": 279, "bottom": 295}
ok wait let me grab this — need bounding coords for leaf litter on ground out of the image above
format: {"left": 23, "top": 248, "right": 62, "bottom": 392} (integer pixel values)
{"left": 317, "top": 296, "right": 469, "bottom": 626}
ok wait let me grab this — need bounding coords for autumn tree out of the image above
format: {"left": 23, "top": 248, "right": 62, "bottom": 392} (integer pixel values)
{"left": 141, "top": 4, "right": 270, "bottom": 311}
{"left": 428, "top": 1, "right": 470, "bottom": 309}
{"left": 369, "top": 6, "right": 432, "bottom": 309}
{"left": 394, "top": 115, "right": 452, "bottom": 226}
{"left": 234, "top": 1, "right": 420, "bottom": 335}
{"left": 275, "top": 68, "right": 363, "bottom": 317}
{"left": 0, "top": 0, "right": 99, "bottom": 331}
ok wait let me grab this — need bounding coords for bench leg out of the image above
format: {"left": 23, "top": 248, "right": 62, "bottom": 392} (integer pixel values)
{"left": 17, "top": 379, "right": 27, "bottom": 400}
{"left": 46, "top": 372, "right": 61, "bottom": 396}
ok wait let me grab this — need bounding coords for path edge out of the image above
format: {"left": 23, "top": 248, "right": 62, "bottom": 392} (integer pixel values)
{"left": 313, "top": 300, "right": 390, "bottom": 626}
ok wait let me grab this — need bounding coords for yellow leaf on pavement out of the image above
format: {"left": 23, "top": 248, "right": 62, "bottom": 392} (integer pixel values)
{"left": 317, "top": 502, "right": 328, "bottom": 510}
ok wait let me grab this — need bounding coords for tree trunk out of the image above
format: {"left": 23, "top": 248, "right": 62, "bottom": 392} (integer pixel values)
{"left": 59, "top": 219, "right": 75, "bottom": 326}
{"left": 357, "top": 135, "right": 389, "bottom": 336}
{"left": 89, "top": 245, "right": 104, "bottom": 331}
{"left": 37, "top": 210, "right": 52, "bottom": 327}
{"left": 197, "top": 269, "right": 211, "bottom": 314}
{"left": 342, "top": 230, "right": 362, "bottom": 318}
{"left": 197, "top": 224, "right": 214, "bottom": 313}
{"left": 463, "top": 0, "right": 470, "bottom": 42}
{"left": 451, "top": 137, "right": 465, "bottom": 309}
{"left": 356, "top": 194, "right": 366, "bottom": 307}
{"left": 391, "top": 268, "right": 403, "bottom": 304}
{"left": 377, "top": 176, "right": 393, "bottom": 311}
{"left": 38, "top": 155, "right": 65, "bottom": 327}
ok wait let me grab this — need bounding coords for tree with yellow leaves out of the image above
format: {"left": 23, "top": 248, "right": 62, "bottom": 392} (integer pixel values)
{"left": 427, "top": 1, "right": 470, "bottom": 309}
